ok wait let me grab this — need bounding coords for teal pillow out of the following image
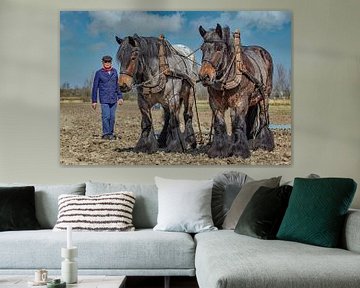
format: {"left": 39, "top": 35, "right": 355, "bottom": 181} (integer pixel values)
{"left": 277, "top": 178, "right": 357, "bottom": 247}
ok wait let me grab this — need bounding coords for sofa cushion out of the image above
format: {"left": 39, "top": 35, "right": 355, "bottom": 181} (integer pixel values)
{"left": 277, "top": 178, "right": 357, "bottom": 247}
{"left": 195, "top": 230, "right": 360, "bottom": 288}
{"left": 85, "top": 181, "right": 158, "bottom": 229}
{"left": 222, "top": 177, "right": 281, "bottom": 229}
{"left": 153, "top": 177, "right": 216, "bottom": 233}
{"left": 212, "top": 171, "right": 251, "bottom": 228}
{"left": 0, "top": 183, "right": 86, "bottom": 229}
{"left": 234, "top": 185, "right": 292, "bottom": 239}
{"left": 53, "top": 192, "right": 136, "bottom": 232}
{"left": 0, "top": 186, "right": 40, "bottom": 231}
{"left": 342, "top": 209, "right": 360, "bottom": 253}
{"left": 0, "top": 229, "right": 195, "bottom": 272}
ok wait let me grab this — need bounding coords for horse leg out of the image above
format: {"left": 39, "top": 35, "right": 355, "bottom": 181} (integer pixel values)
{"left": 230, "top": 102, "right": 251, "bottom": 159}
{"left": 134, "top": 95, "right": 158, "bottom": 153}
{"left": 255, "top": 52, "right": 275, "bottom": 151}
{"left": 182, "top": 83, "right": 197, "bottom": 149}
{"left": 158, "top": 105, "right": 170, "bottom": 148}
{"left": 163, "top": 79, "right": 185, "bottom": 152}
{"left": 166, "top": 110, "right": 185, "bottom": 152}
{"left": 252, "top": 100, "right": 275, "bottom": 151}
{"left": 207, "top": 108, "right": 230, "bottom": 158}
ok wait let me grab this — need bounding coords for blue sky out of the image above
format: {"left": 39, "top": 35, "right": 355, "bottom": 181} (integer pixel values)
{"left": 60, "top": 11, "right": 292, "bottom": 88}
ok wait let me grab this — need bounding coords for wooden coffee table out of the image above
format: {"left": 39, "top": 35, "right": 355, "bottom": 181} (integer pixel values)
{"left": 0, "top": 275, "right": 126, "bottom": 288}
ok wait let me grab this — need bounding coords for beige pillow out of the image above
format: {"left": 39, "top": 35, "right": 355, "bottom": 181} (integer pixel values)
{"left": 222, "top": 177, "right": 281, "bottom": 230}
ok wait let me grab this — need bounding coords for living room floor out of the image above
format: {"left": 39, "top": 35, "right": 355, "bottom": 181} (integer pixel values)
{"left": 126, "top": 276, "right": 199, "bottom": 288}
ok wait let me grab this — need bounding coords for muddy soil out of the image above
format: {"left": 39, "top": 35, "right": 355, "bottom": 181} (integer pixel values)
{"left": 60, "top": 102, "right": 291, "bottom": 166}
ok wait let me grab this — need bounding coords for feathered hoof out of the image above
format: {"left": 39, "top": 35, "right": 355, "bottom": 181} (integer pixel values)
{"left": 231, "top": 149, "right": 251, "bottom": 159}
{"left": 207, "top": 145, "right": 230, "bottom": 158}
{"left": 231, "top": 144, "right": 251, "bottom": 159}
{"left": 165, "top": 140, "right": 185, "bottom": 153}
{"left": 249, "top": 128, "right": 275, "bottom": 152}
{"left": 185, "top": 135, "right": 197, "bottom": 150}
{"left": 134, "top": 137, "right": 158, "bottom": 154}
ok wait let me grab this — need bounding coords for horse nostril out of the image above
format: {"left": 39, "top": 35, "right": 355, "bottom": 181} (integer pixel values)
{"left": 200, "top": 74, "right": 210, "bottom": 82}
{"left": 119, "top": 84, "right": 128, "bottom": 91}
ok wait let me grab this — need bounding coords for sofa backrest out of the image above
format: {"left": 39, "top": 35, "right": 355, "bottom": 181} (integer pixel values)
{"left": 85, "top": 181, "right": 158, "bottom": 229}
{"left": 0, "top": 182, "right": 86, "bottom": 229}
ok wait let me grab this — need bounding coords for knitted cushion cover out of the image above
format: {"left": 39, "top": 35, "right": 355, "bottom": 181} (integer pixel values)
{"left": 53, "top": 192, "right": 135, "bottom": 231}
{"left": 277, "top": 178, "right": 357, "bottom": 247}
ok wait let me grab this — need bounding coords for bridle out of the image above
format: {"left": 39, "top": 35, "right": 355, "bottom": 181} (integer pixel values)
{"left": 119, "top": 47, "right": 140, "bottom": 79}
{"left": 200, "top": 30, "right": 247, "bottom": 92}
{"left": 201, "top": 39, "right": 228, "bottom": 74}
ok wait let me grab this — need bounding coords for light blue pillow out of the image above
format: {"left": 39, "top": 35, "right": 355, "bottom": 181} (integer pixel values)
{"left": 85, "top": 181, "right": 158, "bottom": 229}
{"left": 153, "top": 177, "right": 217, "bottom": 233}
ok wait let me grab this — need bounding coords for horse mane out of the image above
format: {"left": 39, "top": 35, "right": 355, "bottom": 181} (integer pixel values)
{"left": 222, "top": 26, "right": 232, "bottom": 47}
{"left": 116, "top": 34, "right": 197, "bottom": 82}
{"left": 116, "top": 34, "right": 178, "bottom": 63}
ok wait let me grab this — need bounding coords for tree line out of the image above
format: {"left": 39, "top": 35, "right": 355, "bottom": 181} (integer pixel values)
{"left": 60, "top": 63, "right": 291, "bottom": 102}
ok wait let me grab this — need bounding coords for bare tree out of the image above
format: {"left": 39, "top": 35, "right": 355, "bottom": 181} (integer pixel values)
{"left": 82, "top": 72, "right": 94, "bottom": 102}
{"left": 272, "top": 63, "right": 291, "bottom": 98}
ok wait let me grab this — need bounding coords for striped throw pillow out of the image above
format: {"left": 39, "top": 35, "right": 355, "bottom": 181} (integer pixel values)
{"left": 53, "top": 192, "right": 136, "bottom": 231}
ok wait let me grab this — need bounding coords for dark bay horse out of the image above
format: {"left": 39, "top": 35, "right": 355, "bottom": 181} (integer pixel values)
{"left": 115, "top": 34, "right": 197, "bottom": 153}
{"left": 198, "top": 24, "right": 275, "bottom": 158}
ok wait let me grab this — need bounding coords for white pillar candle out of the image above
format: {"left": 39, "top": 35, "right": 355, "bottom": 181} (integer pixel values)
{"left": 67, "top": 225, "right": 72, "bottom": 249}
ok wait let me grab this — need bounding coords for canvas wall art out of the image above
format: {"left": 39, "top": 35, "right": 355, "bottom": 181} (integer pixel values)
{"left": 60, "top": 10, "right": 292, "bottom": 165}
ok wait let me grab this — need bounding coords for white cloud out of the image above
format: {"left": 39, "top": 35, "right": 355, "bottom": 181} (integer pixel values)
{"left": 88, "top": 11, "right": 184, "bottom": 37}
{"left": 235, "top": 11, "right": 291, "bottom": 31}
{"left": 191, "top": 11, "right": 291, "bottom": 33}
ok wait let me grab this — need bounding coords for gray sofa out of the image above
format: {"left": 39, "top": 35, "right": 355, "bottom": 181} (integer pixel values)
{"left": 0, "top": 181, "right": 360, "bottom": 288}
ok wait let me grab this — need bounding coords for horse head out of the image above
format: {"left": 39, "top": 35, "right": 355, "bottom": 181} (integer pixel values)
{"left": 115, "top": 34, "right": 142, "bottom": 92}
{"left": 198, "top": 23, "right": 232, "bottom": 86}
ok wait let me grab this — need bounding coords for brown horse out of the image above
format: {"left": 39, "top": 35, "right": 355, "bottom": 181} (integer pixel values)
{"left": 198, "top": 24, "right": 275, "bottom": 158}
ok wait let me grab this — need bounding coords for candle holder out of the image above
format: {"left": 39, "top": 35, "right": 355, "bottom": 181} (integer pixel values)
{"left": 61, "top": 247, "right": 78, "bottom": 284}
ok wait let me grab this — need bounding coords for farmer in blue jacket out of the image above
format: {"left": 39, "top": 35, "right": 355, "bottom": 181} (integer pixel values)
{"left": 92, "top": 55, "right": 123, "bottom": 140}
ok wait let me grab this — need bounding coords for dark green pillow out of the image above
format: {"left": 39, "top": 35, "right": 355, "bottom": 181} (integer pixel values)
{"left": 0, "top": 186, "right": 41, "bottom": 231}
{"left": 234, "top": 185, "right": 292, "bottom": 239}
{"left": 276, "top": 178, "right": 357, "bottom": 247}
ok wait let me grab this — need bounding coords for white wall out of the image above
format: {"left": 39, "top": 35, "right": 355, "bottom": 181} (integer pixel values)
{"left": 0, "top": 0, "right": 359, "bottom": 208}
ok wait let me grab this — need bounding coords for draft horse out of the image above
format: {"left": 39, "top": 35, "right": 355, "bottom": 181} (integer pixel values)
{"left": 115, "top": 34, "right": 197, "bottom": 153}
{"left": 198, "top": 24, "right": 275, "bottom": 158}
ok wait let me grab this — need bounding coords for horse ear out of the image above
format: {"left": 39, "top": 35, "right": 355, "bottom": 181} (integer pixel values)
{"left": 215, "top": 23, "right": 223, "bottom": 39}
{"left": 128, "top": 36, "right": 136, "bottom": 47}
{"left": 199, "top": 25, "right": 207, "bottom": 38}
{"left": 133, "top": 33, "right": 140, "bottom": 39}
{"left": 115, "top": 36, "right": 123, "bottom": 45}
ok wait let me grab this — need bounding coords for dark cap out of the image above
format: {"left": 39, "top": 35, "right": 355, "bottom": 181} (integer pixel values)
{"left": 102, "top": 55, "right": 112, "bottom": 62}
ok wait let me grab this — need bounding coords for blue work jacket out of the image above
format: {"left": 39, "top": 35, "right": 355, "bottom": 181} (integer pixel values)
{"left": 91, "top": 68, "right": 123, "bottom": 104}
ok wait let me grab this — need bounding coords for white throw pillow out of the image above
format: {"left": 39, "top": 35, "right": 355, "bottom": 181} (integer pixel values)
{"left": 53, "top": 192, "right": 135, "bottom": 232}
{"left": 153, "top": 177, "right": 217, "bottom": 233}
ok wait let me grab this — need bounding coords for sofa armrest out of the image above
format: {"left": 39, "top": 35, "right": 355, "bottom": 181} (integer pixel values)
{"left": 342, "top": 209, "right": 360, "bottom": 253}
